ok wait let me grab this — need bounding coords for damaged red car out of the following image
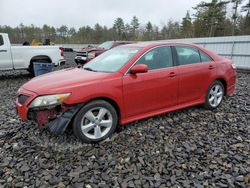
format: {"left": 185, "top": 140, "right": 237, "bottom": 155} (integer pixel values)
{"left": 16, "top": 42, "right": 236, "bottom": 143}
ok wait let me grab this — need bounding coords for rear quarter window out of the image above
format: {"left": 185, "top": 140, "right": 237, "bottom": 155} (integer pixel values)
{"left": 200, "top": 51, "right": 213, "bottom": 62}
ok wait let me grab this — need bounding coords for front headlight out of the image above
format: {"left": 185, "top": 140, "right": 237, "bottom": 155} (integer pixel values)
{"left": 29, "top": 93, "right": 71, "bottom": 109}
{"left": 88, "top": 52, "right": 95, "bottom": 59}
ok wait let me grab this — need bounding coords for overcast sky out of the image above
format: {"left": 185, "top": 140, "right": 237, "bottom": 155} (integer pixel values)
{"left": 1, "top": 0, "right": 212, "bottom": 29}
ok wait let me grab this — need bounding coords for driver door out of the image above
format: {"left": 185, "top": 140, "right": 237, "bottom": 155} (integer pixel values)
{"left": 122, "top": 46, "right": 178, "bottom": 118}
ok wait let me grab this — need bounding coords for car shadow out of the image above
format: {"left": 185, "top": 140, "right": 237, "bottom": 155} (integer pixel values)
{"left": 0, "top": 71, "right": 32, "bottom": 81}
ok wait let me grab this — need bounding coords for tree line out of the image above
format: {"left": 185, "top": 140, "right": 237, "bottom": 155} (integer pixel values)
{"left": 0, "top": 0, "right": 249, "bottom": 44}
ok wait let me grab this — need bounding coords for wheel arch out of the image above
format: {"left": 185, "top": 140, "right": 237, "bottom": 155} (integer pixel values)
{"left": 204, "top": 77, "right": 227, "bottom": 110}
{"left": 86, "top": 96, "right": 122, "bottom": 123}
{"left": 27, "top": 55, "right": 53, "bottom": 74}
{"left": 215, "top": 77, "right": 227, "bottom": 95}
{"left": 30, "top": 55, "right": 52, "bottom": 64}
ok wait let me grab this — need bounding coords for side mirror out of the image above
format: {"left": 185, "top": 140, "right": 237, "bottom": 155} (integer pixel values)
{"left": 130, "top": 64, "right": 148, "bottom": 74}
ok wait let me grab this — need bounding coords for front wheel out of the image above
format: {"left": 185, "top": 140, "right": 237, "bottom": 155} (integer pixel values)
{"left": 72, "top": 100, "right": 118, "bottom": 143}
{"left": 204, "top": 80, "right": 224, "bottom": 110}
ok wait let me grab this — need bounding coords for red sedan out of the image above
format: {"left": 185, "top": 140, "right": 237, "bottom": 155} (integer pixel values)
{"left": 16, "top": 42, "right": 236, "bottom": 143}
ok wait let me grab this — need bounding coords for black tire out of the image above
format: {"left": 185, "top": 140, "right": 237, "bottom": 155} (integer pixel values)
{"left": 73, "top": 100, "right": 118, "bottom": 143}
{"left": 27, "top": 62, "right": 35, "bottom": 76}
{"left": 204, "top": 80, "right": 225, "bottom": 110}
{"left": 28, "top": 60, "right": 50, "bottom": 77}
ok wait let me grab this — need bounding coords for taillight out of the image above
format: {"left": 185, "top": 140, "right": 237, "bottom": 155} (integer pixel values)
{"left": 59, "top": 47, "right": 64, "bottom": 57}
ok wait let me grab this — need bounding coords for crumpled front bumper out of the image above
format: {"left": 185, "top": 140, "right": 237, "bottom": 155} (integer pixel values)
{"left": 46, "top": 105, "right": 81, "bottom": 135}
{"left": 16, "top": 87, "right": 82, "bottom": 135}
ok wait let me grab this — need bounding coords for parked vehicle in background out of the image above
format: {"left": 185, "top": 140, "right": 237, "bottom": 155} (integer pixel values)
{"left": 0, "top": 33, "right": 65, "bottom": 74}
{"left": 31, "top": 38, "right": 55, "bottom": 46}
{"left": 16, "top": 42, "right": 236, "bottom": 143}
{"left": 74, "top": 41, "right": 134, "bottom": 65}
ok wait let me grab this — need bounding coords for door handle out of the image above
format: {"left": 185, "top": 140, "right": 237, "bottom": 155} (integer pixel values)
{"left": 0, "top": 50, "right": 7, "bottom": 52}
{"left": 169, "top": 72, "right": 177, "bottom": 77}
{"left": 208, "top": 65, "right": 215, "bottom": 70}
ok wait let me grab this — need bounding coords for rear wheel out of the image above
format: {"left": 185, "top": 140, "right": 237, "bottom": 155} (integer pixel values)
{"left": 73, "top": 100, "right": 118, "bottom": 143}
{"left": 204, "top": 81, "right": 224, "bottom": 110}
{"left": 28, "top": 60, "right": 50, "bottom": 76}
{"left": 27, "top": 62, "right": 34, "bottom": 76}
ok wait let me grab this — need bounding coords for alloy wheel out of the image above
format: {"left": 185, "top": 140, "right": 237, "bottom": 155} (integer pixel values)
{"left": 208, "top": 84, "right": 223, "bottom": 108}
{"left": 80, "top": 107, "right": 113, "bottom": 139}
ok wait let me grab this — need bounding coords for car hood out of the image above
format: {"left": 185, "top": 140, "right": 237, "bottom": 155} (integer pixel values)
{"left": 22, "top": 68, "right": 115, "bottom": 95}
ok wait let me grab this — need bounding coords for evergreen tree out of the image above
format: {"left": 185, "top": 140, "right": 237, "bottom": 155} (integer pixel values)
{"left": 68, "top": 27, "right": 76, "bottom": 36}
{"left": 181, "top": 11, "right": 193, "bottom": 38}
{"left": 144, "top": 21, "right": 153, "bottom": 40}
{"left": 0, "top": 0, "right": 249, "bottom": 45}
{"left": 161, "top": 20, "right": 180, "bottom": 39}
{"left": 232, "top": 0, "right": 243, "bottom": 35}
{"left": 130, "top": 16, "right": 140, "bottom": 39}
{"left": 193, "top": 0, "right": 229, "bottom": 37}
{"left": 113, "top": 17, "right": 125, "bottom": 40}
{"left": 241, "top": 0, "right": 250, "bottom": 16}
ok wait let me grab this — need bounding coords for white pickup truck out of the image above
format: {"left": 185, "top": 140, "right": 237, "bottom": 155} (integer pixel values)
{"left": 0, "top": 33, "right": 65, "bottom": 73}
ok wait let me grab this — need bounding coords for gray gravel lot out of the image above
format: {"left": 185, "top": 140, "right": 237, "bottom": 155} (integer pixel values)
{"left": 0, "top": 52, "right": 249, "bottom": 188}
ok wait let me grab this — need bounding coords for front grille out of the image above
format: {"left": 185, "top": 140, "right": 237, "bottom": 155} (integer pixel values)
{"left": 18, "top": 94, "right": 29, "bottom": 105}
{"left": 76, "top": 51, "right": 88, "bottom": 57}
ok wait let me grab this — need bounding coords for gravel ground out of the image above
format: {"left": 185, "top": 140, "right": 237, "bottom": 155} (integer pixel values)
{"left": 0, "top": 52, "right": 249, "bottom": 188}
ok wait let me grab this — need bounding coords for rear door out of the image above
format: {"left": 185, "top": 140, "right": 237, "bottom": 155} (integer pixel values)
{"left": 0, "top": 34, "right": 13, "bottom": 70}
{"left": 123, "top": 46, "right": 178, "bottom": 118}
{"left": 174, "top": 45, "right": 216, "bottom": 105}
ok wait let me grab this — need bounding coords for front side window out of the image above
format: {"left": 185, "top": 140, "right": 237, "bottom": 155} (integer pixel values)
{"left": 0, "top": 35, "right": 4, "bottom": 46}
{"left": 134, "top": 46, "right": 173, "bottom": 70}
{"left": 83, "top": 47, "right": 141, "bottom": 73}
{"left": 175, "top": 46, "right": 201, "bottom": 65}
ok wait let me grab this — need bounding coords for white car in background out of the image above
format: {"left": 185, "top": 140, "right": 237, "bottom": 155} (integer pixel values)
{"left": 0, "top": 33, "right": 65, "bottom": 74}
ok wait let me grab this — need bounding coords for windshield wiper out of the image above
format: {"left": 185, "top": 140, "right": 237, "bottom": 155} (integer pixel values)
{"left": 83, "top": 67, "right": 97, "bottom": 72}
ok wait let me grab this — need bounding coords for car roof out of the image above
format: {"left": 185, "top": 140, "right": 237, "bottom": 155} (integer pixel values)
{"left": 122, "top": 41, "right": 203, "bottom": 48}
{"left": 114, "top": 41, "right": 134, "bottom": 44}
{"left": 103, "top": 40, "right": 133, "bottom": 43}
{"left": 121, "top": 41, "right": 222, "bottom": 61}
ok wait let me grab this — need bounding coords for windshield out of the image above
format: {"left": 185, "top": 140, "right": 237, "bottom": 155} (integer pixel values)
{"left": 83, "top": 47, "right": 141, "bottom": 73}
{"left": 98, "top": 41, "right": 114, "bottom": 50}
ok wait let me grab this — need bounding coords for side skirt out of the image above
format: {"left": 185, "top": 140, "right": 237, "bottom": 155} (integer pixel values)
{"left": 121, "top": 99, "right": 205, "bottom": 125}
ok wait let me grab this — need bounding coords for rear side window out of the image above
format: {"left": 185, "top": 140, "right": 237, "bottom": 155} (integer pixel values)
{"left": 0, "top": 35, "right": 4, "bottom": 46}
{"left": 175, "top": 46, "right": 201, "bottom": 65}
{"left": 200, "top": 51, "right": 213, "bottom": 62}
